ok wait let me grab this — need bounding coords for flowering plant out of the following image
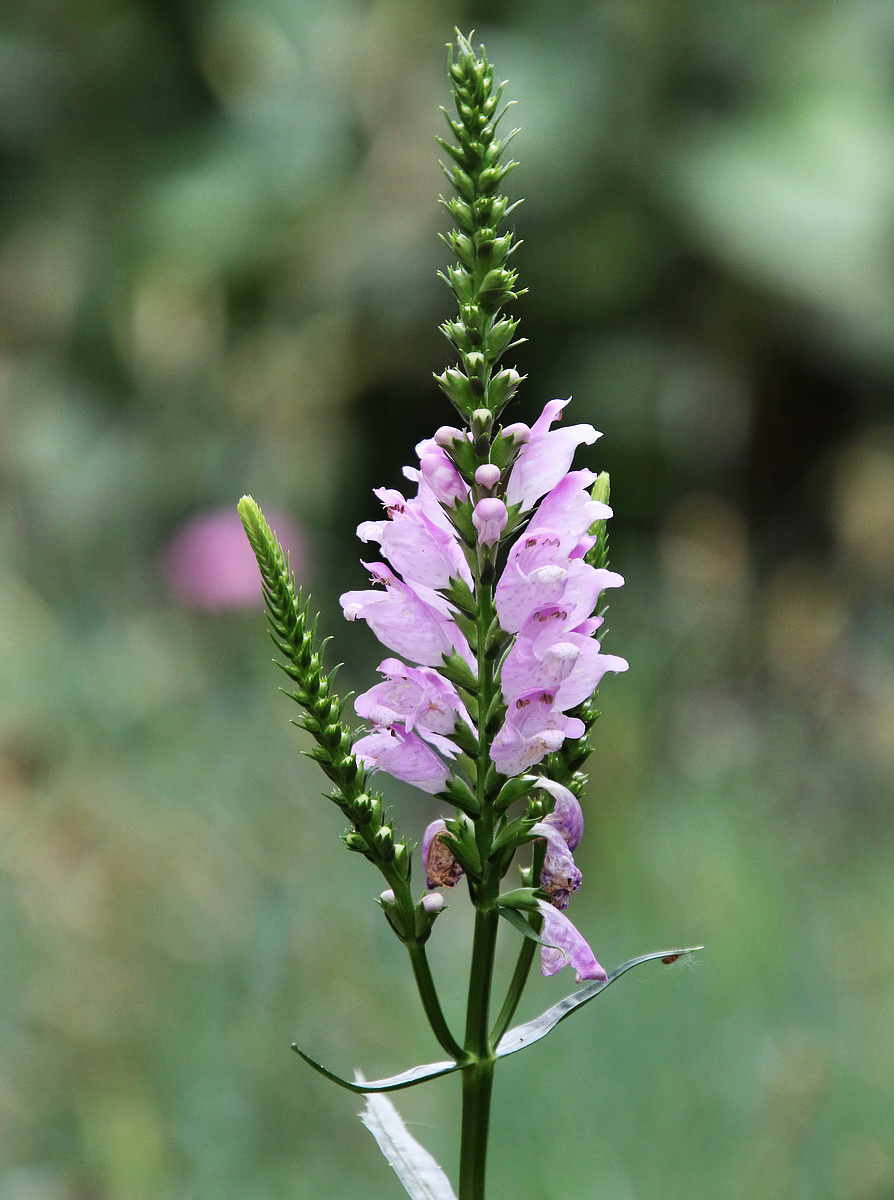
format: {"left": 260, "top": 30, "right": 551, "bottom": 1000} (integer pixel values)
{"left": 238, "top": 31, "right": 698, "bottom": 1200}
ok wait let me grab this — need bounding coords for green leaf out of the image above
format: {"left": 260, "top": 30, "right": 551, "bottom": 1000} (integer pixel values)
{"left": 291, "top": 1043, "right": 462, "bottom": 1094}
{"left": 294, "top": 948, "right": 703, "bottom": 1093}
{"left": 495, "top": 947, "right": 705, "bottom": 1060}
{"left": 495, "top": 887, "right": 540, "bottom": 911}
{"left": 496, "top": 906, "right": 554, "bottom": 948}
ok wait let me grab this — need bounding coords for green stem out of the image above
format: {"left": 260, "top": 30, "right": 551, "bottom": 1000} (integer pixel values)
{"left": 490, "top": 935, "right": 536, "bottom": 1047}
{"left": 459, "top": 1057, "right": 495, "bottom": 1200}
{"left": 489, "top": 841, "right": 545, "bottom": 1045}
{"left": 459, "top": 901, "right": 499, "bottom": 1200}
{"left": 407, "top": 942, "right": 465, "bottom": 1061}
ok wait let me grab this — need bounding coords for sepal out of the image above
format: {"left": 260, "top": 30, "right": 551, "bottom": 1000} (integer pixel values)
{"left": 377, "top": 889, "right": 411, "bottom": 941}
{"left": 436, "top": 775, "right": 480, "bottom": 816}
{"left": 495, "top": 887, "right": 541, "bottom": 911}
{"left": 442, "top": 815, "right": 482, "bottom": 878}
{"left": 440, "top": 575, "right": 478, "bottom": 616}
{"left": 413, "top": 892, "right": 446, "bottom": 941}
{"left": 438, "top": 650, "right": 478, "bottom": 693}
{"left": 493, "top": 774, "right": 536, "bottom": 811}
{"left": 489, "top": 816, "right": 538, "bottom": 858}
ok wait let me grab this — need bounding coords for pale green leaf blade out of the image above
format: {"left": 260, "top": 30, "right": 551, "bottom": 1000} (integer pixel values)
{"left": 495, "top": 947, "right": 703, "bottom": 1059}
{"left": 291, "top": 1042, "right": 462, "bottom": 1094}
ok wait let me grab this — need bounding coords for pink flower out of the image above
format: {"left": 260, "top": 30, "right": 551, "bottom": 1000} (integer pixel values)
{"left": 505, "top": 399, "right": 600, "bottom": 510}
{"left": 524, "top": 469, "right": 611, "bottom": 558}
{"left": 490, "top": 691, "right": 585, "bottom": 776}
{"left": 501, "top": 614, "right": 628, "bottom": 710}
{"left": 474, "top": 463, "right": 501, "bottom": 489}
{"left": 355, "top": 658, "right": 470, "bottom": 741}
{"left": 495, "top": 527, "right": 622, "bottom": 634}
{"left": 535, "top": 778, "right": 584, "bottom": 851}
{"left": 472, "top": 498, "right": 508, "bottom": 546}
{"left": 341, "top": 562, "right": 471, "bottom": 667}
{"left": 536, "top": 899, "right": 607, "bottom": 981}
{"left": 353, "top": 725, "right": 453, "bottom": 794}
{"left": 357, "top": 489, "right": 471, "bottom": 590}
{"left": 419, "top": 450, "right": 467, "bottom": 508}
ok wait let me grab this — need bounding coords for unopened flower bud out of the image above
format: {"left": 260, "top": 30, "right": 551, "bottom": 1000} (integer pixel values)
{"left": 380, "top": 889, "right": 396, "bottom": 905}
{"left": 465, "top": 351, "right": 486, "bottom": 378}
{"left": 421, "top": 893, "right": 445, "bottom": 914}
{"left": 435, "top": 367, "right": 474, "bottom": 411}
{"left": 420, "top": 452, "right": 466, "bottom": 506}
{"left": 488, "top": 367, "right": 522, "bottom": 410}
{"left": 434, "top": 425, "right": 465, "bottom": 449}
{"left": 423, "top": 819, "right": 464, "bottom": 889}
{"left": 501, "top": 422, "right": 530, "bottom": 444}
{"left": 472, "top": 498, "right": 508, "bottom": 546}
{"left": 474, "top": 464, "right": 501, "bottom": 490}
{"left": 470, "top": 408, "right": 492, "bottom": 436}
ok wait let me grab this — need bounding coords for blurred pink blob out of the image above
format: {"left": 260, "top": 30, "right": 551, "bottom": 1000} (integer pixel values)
{"left": 165, "top": 506, "right": 307, "bottom": 610}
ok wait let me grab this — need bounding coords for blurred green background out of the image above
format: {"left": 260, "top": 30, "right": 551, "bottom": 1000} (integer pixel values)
{"left": 2, "top": 1, "right": 893, "bottom": 1197}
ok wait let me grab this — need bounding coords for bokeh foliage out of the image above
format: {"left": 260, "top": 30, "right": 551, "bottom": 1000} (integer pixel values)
{"left": 2, "top": 2, "right": 893, "bottom": 1198}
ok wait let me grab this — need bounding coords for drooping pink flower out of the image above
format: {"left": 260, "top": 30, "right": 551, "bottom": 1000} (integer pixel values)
{"left": 530, "top": 821, "right": 582, "bottom": 909}
{"left": 535, "top": 778, "right": 584, "bottom": 851}
{"left": 353, "top": 725, "right": 453, "bottom": 794}
{"left": 536, "top": 899, "right": 607, "bottom": 981}
{"left": 505, "top": 399, "right": 600, "bottom": 510}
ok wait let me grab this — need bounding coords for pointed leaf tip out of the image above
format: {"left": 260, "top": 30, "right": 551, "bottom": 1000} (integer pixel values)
{"left": 495, "top": 946, "right": 704, "bottom": 1060}
{"left": 291, "top": 1042, "right": 462, "bottom": 1094}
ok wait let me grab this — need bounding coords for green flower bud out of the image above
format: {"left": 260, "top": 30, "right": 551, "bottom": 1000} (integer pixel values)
{"left": 374, "top": 826, "right": 395, "bottom": 861}
{"left": 471, "top": 408, "right": 492, "bottom": 439}
{"left": 434, "top": 367, "right": 474, "bottom": 413}
{"left": 487, "top": 367, "right": 522, "bottom": 411}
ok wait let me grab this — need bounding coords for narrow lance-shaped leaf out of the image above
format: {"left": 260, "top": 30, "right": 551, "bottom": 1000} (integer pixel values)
{"left": 495, "top": 947, "right": 704, "bottom": 1060}
{"left": 291, "top": 949, "right": 702, "bottom": 1094}
{"left": 291, "top": 1042, "right": 463, "bottom": 1094}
